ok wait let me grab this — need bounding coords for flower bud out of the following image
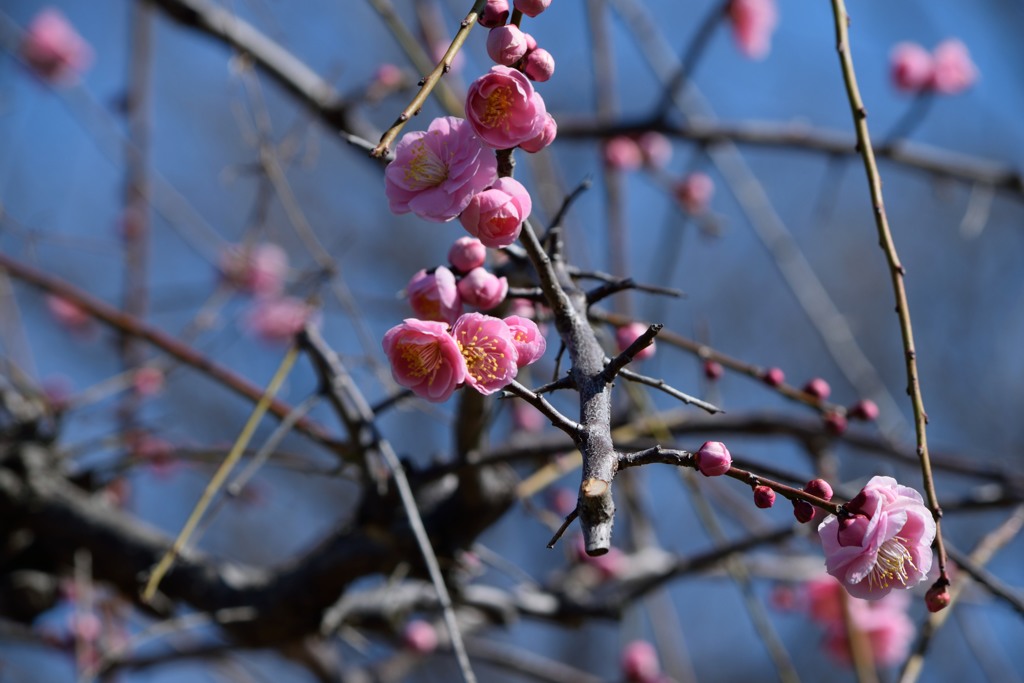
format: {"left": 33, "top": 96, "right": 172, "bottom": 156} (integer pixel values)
{"left": 478, "top": 0, "right": 510, "bottom": 28}
{"left": 890, "top": 42, "right": 933, "bottom": 92}
{"left": 673, "top": 172, "right": 714, "bottom": 214}
{"left": 402, "top": 619, "right": 438, "bottom": 654}
{"left": 703, "top": 359, "right": 723, "bottom": 381}
{"left": 824, "top": 411, "right": 848, "bottom": 436}
{"left": 459, "top": 177, "right": 532, "bottom": 248}
{"left": 754, "top": 485, "right": 776, "bottom": 508}
{"left": 457, "top": 268, "right": 508, "bottom": 311}
{"left": 604, "top": 136, "right": 643, "bottom": 171}
{"left": 486, "top": 25, "right": 528, "bottom": 66}
{"left": 637, "top": 131, "right": 672, "bottom": 169}
{"left": 620, "top": 640, "right": 660, "bottom": 683}
{"left": 803, "top": 377, "right": 831, "bottom": 400}
{"left": 448, "top": 237, "right": 487, "bottom": 273}
{"left": 695, "top": 441, "right": 732, "bottom": 477}
{"left": 925, "top": 582, "right": 951, "bottom": 613}
{"left": 615, "top": 322, "right": 655, "bottom": 360}
{"left": 848, "top": 399, "right": 880, "bottom": 422}
{"left": 514, "top": 0, "right": 552, "bottom": 18}
{"left": 762, "top": 366, "right": 785, "bottom": 387}
{"left": 804, "top": 478, "right": 834, "bottom": 501}
{"left": 519, "top": 112, "right": 557, "bottom": 153}
{"left": 792, "top": 500, "right": 815, "bottom": 524}
{"left": 930, "top": 39, "right": 977, "bottom": 95}
{"left": 523, "top": 47, "right": 555, "bottom": 82}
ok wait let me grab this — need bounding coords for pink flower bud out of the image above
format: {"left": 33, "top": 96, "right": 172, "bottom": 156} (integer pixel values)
{"left": 459, "top": 177, "right": 533, "bottom": 248}
{"left": 673, "top": 172, "right": 714, "bottom": 214}
{"left": 513, "top": 0, "right": 552, "bottom": 18}
{"left": 46, "top": 295, "right": 91, "bottom": 330}
{"left": 374, "top": 63, "right": 404, "bottom": 88}
{"left": 792, "top": 500, "right": 815, "bottom": 523}
{"left": 695, "top": 441, "right": 732, "bottom": 477}
{"left": 848, "top": 399, "right": 880, "bottom": 422}
{"left": 383, "top": 319, "right": 467, "bottom": 403}
{"left": 503, "top": 315, "right": 547, "bottom": 366}
{"left": 804, "top": 479, "right": 834, "bottom": 501}
{"left": 132, "top": 366, "right": 165, "bottom": 397}
{"left": 727, "top": 0, "right": 777, "bottom": 60}
{"left": 402, "top": 620, "right": 438, "bottom": 654}
{"left": 889, "top": 42, "right": 933, "bottom": 92}
{"left": 762, "top": 366, "right": 785, "bottom": 387}
{"left": 448, "top": 237, "right": 487, "bottom": 273}
{"left": 220, "top": 242, "right": 289, "bottom": 297}
{"left": 407, "top": 267, "right": 463, "bottom": 324}
{"left": 636, "top": 132, "right": 672, "bottom": 169}
{"left": 703, "top": 359, "right": 723, "bottom": 381}
{"left": 523, "top": 47, "right": 555, "bottom": 82}
{"left": 244, "top": 297, "right": 313, "bottom": 343}
{"left": 824, "top": 411, "right": 848, "bottom": 436}
{"left": 457, "top": 267, "right": 508, "bottom": 310}
{"left": 465, "top": 66, "right": 548, "bottom": 149}
{"left": 803, "top": 377, "right": 831, "bottom": 400}
{"left": 512, "top": 401, "right": 545, "bottom": 433}
{"left": 621, "top": 640, "right": 661, "bottom": 683}
{"left": 930, "top": 39, "right": 977, "bottom": 95}
{"left": 615, "top": 322, "right": 656, "bottom": 360}
{"left": 479, "top": 0, "right": 510, "bottom": 28}
{"left": 523, "top": 32, "right": 538, "bottom": 52}
{"left": 21, "top": 9, "right": 92, "bottom": 84}
{"left": 519, "top": 112, "right": 557, "bottom": 153}
{"left": 925, "top": 582, "right": 951, "bottom": 613}
{"left": 451, "top": 313, "right": 519, "bottom": 395}
{"left": 603, "top": 136, "right": 643, "bottom": 171}
{"left": 754, "top": 485, "right": 776, "bottom": 508}
{"left": 486, "top": 25, "right": 529, "bottom": 66}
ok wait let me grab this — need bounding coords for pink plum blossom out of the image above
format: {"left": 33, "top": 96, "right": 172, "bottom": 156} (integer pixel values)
{"left": 519, "top": 112, "right": 557, "bottom": 153}
{"left": 727, "top": 0, "right": 778, "bottom": 60}
{"left": 754, "top": 485, "right": 776, "bottom": 508}
{"left": 244, "top": 297, "right": 312, "bottom": 343}
{"left": 503, "top": 315, "right": 546, "bottom": 367}
{"left": 479, "top": 0, "right": 511, "bottom": 28}
{"left": 615, "top": 322, "right": 655, "bottom": 360}
{"left": 451, "top": 313, "right": 519, "bottom": 395}
{"left": 514, "top": 0, "right": 552, "bottom": 18}
{"left": 402, "top": 620, "right": 439, "bottom": 654}
{"left": 486, "top": 25, "right": 528, "bottom": 66}
{"left": 374, "top": 63, "right": 403, "bottom": 88}
{"left": 457, "top": 267, "right": 508, "bottom": 310}
{"left": 818, "top": 475, "right": 936, "bottom": 600}
{"left": 603, "top": 136, "right": 643, "bottom": 170}
{"left": 637, "top": 132, "right": 672, "bottom": 169}
{"left": 459, "top": 177, "right": 533, "bottom": 248}
{"left": 620, "top": 640, "right": 661, "bottom": 683}
{"left": 695, "top": 440, "right": 732, "bottom": 477}
{"left": 930, "top": 39, "right": 977, "bottom": 95}
{"left": 448, "top": 237, "right": 487, "bottom": 272}
{"left": 21, "top": 9, "right": 92, "bottom": 83}
{"left": 220, "top": 242, "right": 288, "bottom": 296}
{"left": 383, "top": 319, "right": 467, "bottom": 402}
{"left": 46, "top": 295, "right": 91, "bottom": 330}
{"left": 406, "top": 266, "right": 463, "bottom": 324}
{"left": 889, "top": 42, "right": 933, "bottom": 92}
{"left": 465, "top": 66, "right": 548, "bottom": 149}
{"left": 674, "top": 172, "right": 714, "bottom": 214}
{"left": 523, "top": 48, "right": 555, "bottom": 82}
{"left": 385, "top": 116, "right": 498, "bottom": 222}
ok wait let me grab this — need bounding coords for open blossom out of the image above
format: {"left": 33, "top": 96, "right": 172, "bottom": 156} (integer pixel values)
{"left": 890, "top": 42, "right": 933, "bottom": 92}
{"left": 615, "top": 322, "right": 655, "bottom": 360}
{"left": 385, "top": 116, "right": 498, "bottom": 222}
{"left": 818, "top": 476, "right": 936, "bottom": 600}
{"left": 457, "top": 267, "right": 508, "bottom": 310}
{"left": 503, "top": 315, "right": 546, "bottom": 367}
{"left": 451, "top": 313, "right": 518, "bottom": 395}
{"left": 244, "top": 297, "right": 312, "bottom": 343}
{"left": 21, "top": 9, "right": 93, "bottom": 83}
{"left": 459, "top": 177, "right": 533, "bottom": 248}
{"left": 486, "top": 25, "right": 528, "bottom": 66}
{"left": 220, "top": 242, "right": 288, "bottom": 296}
{"left": 465, "top": 66, "right": 548, "bottom": 149}
{"left": 383, "top": 319, "right": 467, "bottom": 402}
{"left": 519, "top": 112, "right": 557, "bottom": 153}
{"left": 728, "top": 0, "right": 778, "bottom": 60}
{"left": 407, "top": 267, "right": 462, "bottom": 324}
{"left": 930, "top": 39, "right": 977, "bottom": 94}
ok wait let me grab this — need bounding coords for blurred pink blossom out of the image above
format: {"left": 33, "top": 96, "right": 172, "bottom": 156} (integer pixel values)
{"left": 818, "top": 475, "right": 936, "bottom": 599}
{"left": 244, "top": 297, "right": 312, "bottom": 343}
{"left": 615, "top": 322, "right": 655, "bottom": 360}
{"left": 457, "top": 267, "right": 508, "bottom": 310}
{"left": 465, "top": 66, "right": 548, "bottom": 149}
{"left": 132, "top": 366, "right": 165, "bottom": 397}
{"left": 402, "top": 619, "right": 438, "bottom": 654}
{"left": 511, "top": 401, "right": 545, "bottom": 433}
{"left": 673, "top": 172, "right": 714, "bottom": 214}
{"left": 407, "top": 266, "right": 463, "bottom": 324}
{"left": 459, "top": 177, "right": 533, "bottom": 248}
{"left": 374, "top": 62, "right": 403, "bottom": 88}
{"left": 603, "top": 136, "right": 643, "bottom": 171}
{"left": 385, "top": 116, "right": 498, "bottom": 222}
{"left": 46, "top": 295, "right": 91, "bottom": 330}
{"left": 621, "top": 639, "right": 661, "bottom": 683}
{"left": 637, "top": 132, "right": 672, "bottom": 169}
{"left": 383, "top": 319, "right": 467, "bottom": 403}
{"left": 727, "top": 0, "right": 778, "bottom": 60}
{"left": 930, "top": 39, "right": 977, "bottom": 94}
{"left": 451, "top": 313, "right": 518, "bottom": 395}
{"left": 889, "top": 42, "right": 933, "bottom": 92}
{"left": 21, "top": 9, "right": 92, "bottom": 83}
{"left": 220, "top": 242, "right": 289, "bottom": 297}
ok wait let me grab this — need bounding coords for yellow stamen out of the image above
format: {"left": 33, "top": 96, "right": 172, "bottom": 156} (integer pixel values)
{"left": 403, "top": 140, "right": 448, "bottom": 189}
{"left": 481, "top": 87, "right": 514, "bottom": 130}
{"left": 867, "top": 536, "right": 917, "bottom": 590}
{"left": 399, "top": 339, "right": 442, "bottom": 380}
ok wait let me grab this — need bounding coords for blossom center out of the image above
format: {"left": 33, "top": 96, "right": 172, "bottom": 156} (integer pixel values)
{"left": 868, "top": 536, "right": 917, "bottom": 590}
{"left": 404, "top": 141, "right": 449, "bottom": 189}
{"left": 399, "top": 339, "right": 442, "bottom": 380}
{"left": 481, "top": 87, "right": 513, "bottom": 129}
{"left": 459, "top": 337, "right": 505, "bottom": 383}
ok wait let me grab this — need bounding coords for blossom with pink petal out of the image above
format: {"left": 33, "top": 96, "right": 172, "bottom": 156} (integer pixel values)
{"left": 383, "top": 319, "right": 467, "bottom": 402}
{"left": 930, "top": 39, "right": 977, "bottom": 95}
{"left": 637, "top": 132, "right": 672, "bottom": 169}
{"left": 519, "top": 112, "right": 557, "bottom": 153}
{"left": 695, "top": 440, "right": 732, "bottom": 477}
{"left": 615, "top": 322, "right": 655, "bottom": 360}
{"left": 486, "top": 25, "right": 528, "bottom": 67}
{"left": 220, "top": 242, "right": 289, "bottom": 296}
{"left": 465, "top": 66, "right": 548, "bottom": 149}
{"left": 451, "top": 313, "right": 518, "bottom": 395}
{"left": 503, "top": 315, "right": 546, "bottom": 367}
{"left": 244, "top": 297, "right": 313, "bottom": 343}
{"left": 21, "top": 9, "right": 92, "bottom": 83}
{"left": 448, "top": 237, "right": 487, "bottom": 272}
{"left": 514, "top": 0, "right": 552, "bottom": 18}
{"left": 818, "top": 475, "right": 936, "bottom": 600}
{"left": 523, "top": 48, "right": 555, "bottom": 82}
{"left": 889, "top": 42, "right": 933, "bottom": 92}
{"left": 479, "top": 0, "right": 511, "bottom": 28}
{"left": 407, "top": 267, "right": 463, "bottom": 324}
{"left": 459, "top": 177, "right": 533, "bottom": 248}
{"left": 402, "top": 620, "right": 438, "bottom": 654}
{"left": 727, "top": 0, "right": 778, "bottom": 60}
{"left": 603, "top": 136, "right": 643, "bottom": 171}
{"left": 457, "top": 267, "right": 508, "bottom": 310}
{"left": 674, "top": 172, "right": 714, "bottom": 214}
{"left": 385, "top": 116, "right": 498, "bottom": 222}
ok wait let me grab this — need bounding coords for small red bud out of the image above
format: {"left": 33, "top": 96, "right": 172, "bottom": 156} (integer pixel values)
{"left": 762, "top": 367, "right": 785, "bottom": 387}
{"left": 753, "top": 485, "right": 776, "bottom": 508}
{"left": 793, "top": 500, "right": 816, "bottom": 523}
{"left": 695, "top": 441, "right": 732, "bottom": 477}
{"left": 703, "top": 359, "right": 724, "bottom": 381}
{"left": 925, "top": 582, "right": 951, "bottom": 613}
{"left": 803, "top": 377, "right": 832, "bottom": 400}
{"left": 848, "top": 399, "right": 880, "bottom": 422}
{"left": 803, "top": 478, "right": 834, "bottom": 501}
{"left": 823, "top": 411, "right": 847, "bottom": 436}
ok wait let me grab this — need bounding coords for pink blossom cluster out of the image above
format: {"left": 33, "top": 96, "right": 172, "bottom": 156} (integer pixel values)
{"left": 405, "top": 237, "right": 511, "bottom": 324}
{"left": 483, "top": 18, "right": 555, "bottom": 83}
{"left": 890, "top": 39, "right": 978, "bottom": 94}
{"left": 383, "top": 312, "right": 546, "bottom": 402}
{"left": 818, "top": 475, "right": 936, "bottom": 600}
{"left": 603, "top": 132, "right": 673, "bottom": 171}
{"left": 21, "top": 9, "right": 92, "bottom": 84}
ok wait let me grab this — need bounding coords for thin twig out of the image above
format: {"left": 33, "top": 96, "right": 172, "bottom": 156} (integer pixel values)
{"left": 503, "top": 381, "right": 582, "bottom": 439}
{"left": 617, "top": 367, "right": 723, "bottom": 415}
{"left": 546, "top": 509, "right": 579, "bottom": 549}
{"left": 601, "top": 324, "right": 663, "bottom": 381}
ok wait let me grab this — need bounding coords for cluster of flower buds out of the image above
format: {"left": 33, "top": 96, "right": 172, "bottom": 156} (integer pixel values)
{"left": 890, "top": 39, "right": 977, "bottom": 95}
{"left": 406, "top": 237, "right": 511, "bottom": 327}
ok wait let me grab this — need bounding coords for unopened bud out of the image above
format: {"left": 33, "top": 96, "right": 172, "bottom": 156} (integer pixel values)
{"left": 753, "top": 485, "right": 776, "bottom": 508}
